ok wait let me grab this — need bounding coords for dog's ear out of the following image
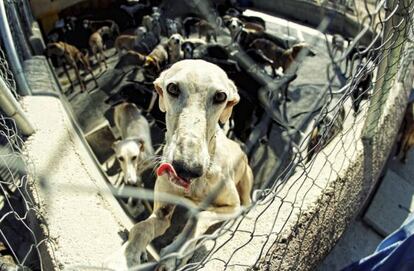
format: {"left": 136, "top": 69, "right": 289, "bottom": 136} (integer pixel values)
{"left": 291, "top": 43, "right": 311, "bottom": 58}
{"left": 132, "top": 137, "right": 145, "bottom": 151}
{"left": 219, "top": 80, "right": 240, "bottom": 124}
{"left": 153, "top": 72, "right": 166, "bottom": 112}
{"left": 223, "top": 15, "right": 232, "bottom": 27}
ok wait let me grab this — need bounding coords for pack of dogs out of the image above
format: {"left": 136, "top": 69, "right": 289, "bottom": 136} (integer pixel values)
{"left": 44, "top": 3, "right": 391, "bottom": 269}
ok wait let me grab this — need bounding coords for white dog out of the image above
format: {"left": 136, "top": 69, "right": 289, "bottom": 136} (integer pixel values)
{"left": 167, "top": 33, "right": 184, "bottom": 64}
{"left": 113, "top": 102, "right": 154, "bottom": 185}
{"left": 122, "top": 60, "right": 253, "bottom": 269}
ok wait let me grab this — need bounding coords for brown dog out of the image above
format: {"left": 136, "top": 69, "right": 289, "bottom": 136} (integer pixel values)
{"left": 46, "top": 41, "right": 98, "bottom": 92}
{"left": 195, "top": 19, "right": 217, "bottom": 42}
{"left": 249, "top": 39, "right": 315, "bottom": 72}
{"left": 143, "top": 43, "right": 169, "bottom": 75}
{"left": 89, "top": 26, "right": 108, "bottom": 70}
{"left": 115, "top": 50, "right": 147, "bottom": 70}
{"left": 115, "top": 35, "right": 136, "bottom": 55}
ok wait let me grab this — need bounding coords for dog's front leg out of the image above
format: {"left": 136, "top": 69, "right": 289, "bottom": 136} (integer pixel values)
{"left": 125, "top": 204, "right": 175, "bottom": 268}
{"left": 158, "top": 206, "right": 241, "bottom": 271}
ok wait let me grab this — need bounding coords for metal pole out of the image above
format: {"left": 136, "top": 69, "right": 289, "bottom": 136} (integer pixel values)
{"left": 0, "top": 0, "right": 31, "bottom": 96}
{"left": 6, "top": 0, "right": 32, "bottom": 60}
{"left": 0, "top": 77, "right": 34, "bottom": 136}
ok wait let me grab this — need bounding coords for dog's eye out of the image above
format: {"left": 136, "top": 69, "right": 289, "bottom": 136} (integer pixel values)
{"left": 131, "top": 155, "right": 137, "bottom": 161}
{"left": 118, "top": 157, "right": 124, "bottom": 162}
{"left": 166, "top": 83, "right": 180, "bottom": 97}
{"left": 213, "top": 92, "right": 227, "bottom": 104}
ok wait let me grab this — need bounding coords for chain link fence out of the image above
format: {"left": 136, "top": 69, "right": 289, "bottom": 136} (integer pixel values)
{"left": 0, "top": 0, "right": 413, "bottom": 270}
{"left": 0, "top": 44, "right": 45, "bottom": 269}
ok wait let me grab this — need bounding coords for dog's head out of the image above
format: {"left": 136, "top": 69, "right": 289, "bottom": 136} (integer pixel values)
{"left": 226, "top": 17, "right": 244, "bottom": 38}
{"left": 166, "top": 19, "right": 178, "bottom": 36}
{"left": 144, "top": 55, "right": 161, "bottom": 76}
{"left": 135, "top": 26, "right": 147, "bottom": 39}
{"left": 168, "top": 34, "right": 184, "bottom": 50}
{"left": 290, "top": 42, "right": 316, "bottom": 58}
{"left": 98, "top": 26, "right": 111, "bottom": 36}
{"left": 45, "top": 42, "right": 64, "bottom": 57}
{"left": 154, "top": 60, "right": 239, "bottom": 187}
{"left": 83, "top": 19, "right": 90, "bottom": 29}
{"left": 181, "top": 42, "right": 194, "bottom": 59}
{"left": 113, "top": 138, "right": 145, "bottom": 185}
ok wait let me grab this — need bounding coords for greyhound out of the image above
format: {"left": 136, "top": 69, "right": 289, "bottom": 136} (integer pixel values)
{"left": 249, "top": 39, "right": 316, "bottom": 72}
{"left": 113, "top": 102, "right": 154, "bottom": 185}
{"left": 89, "top": 26, "right": 108, "bottom": 70}
{"left": 182, "top": 38, "right": 208, "bottom": 58}
{"left": 195, "top": 20, "right": 217, "bottom": 42}
{"left": 167, "top": 34, "right": 184, "bottom": 64}
{"left": 115, "top": 35, "right": 137, "bottom": 55}
{"left": 226, "top": 17, "right": 244, "bottom": 42}
{"left": 332, "top": 34, "right": 345, "bottom": 56}
{"left": 143, "top": 43, "right": 169, "bottom": 76}
{"left": 83, "top": 19, "right": 120, "bottom": 40}
{"left": 115, "top": 28, "right": 148, "bottom": 56}
{"left": 182, "top": 41, "right": 195, "bottom": 59}
{"left": 46, "top": 41, "right": 98, "bottom": 92}
{"left": 122, "top": 60, "right": 253, "bottom": 269}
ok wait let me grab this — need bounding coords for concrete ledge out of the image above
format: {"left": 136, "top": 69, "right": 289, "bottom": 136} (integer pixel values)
{"left": 24, "top": 56, "right": 59, "bottom": 96}
{"left": 29, "top": 22, "right": 46, "bottom": 56}
{"left": 22, "top": 95, "right": 134, "bottom": 270}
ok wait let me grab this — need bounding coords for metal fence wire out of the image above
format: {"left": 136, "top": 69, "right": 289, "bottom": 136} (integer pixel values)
{"left": 124, "top": 0, "right": 413, "bottom": 269}
{"left": 0, "top": 47, "right": 19, "bottom": 100}
{"left": 0, "top": 46, "right": 46, "bottom": 270}
{"left": 0, "top": 0, "right": 413, "bottom": 270}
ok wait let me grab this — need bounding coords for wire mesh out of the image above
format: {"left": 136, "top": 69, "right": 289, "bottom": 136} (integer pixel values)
{"left": 125, "top": 0, "right": 412, "bottom": 270}
{"left": 0, "top": 113, "right": 45, "bottom": 270}
{"left": 0, "top": 46, "right": 19, "bottom": 100}
{"left": 0, "top": 0, "right": 413, "bottom": 270}
{"left": 0, "top": 33, "right": 46, "bottom": 269}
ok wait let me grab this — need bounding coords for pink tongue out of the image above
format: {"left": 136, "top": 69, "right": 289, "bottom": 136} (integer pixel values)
{"left": 157, "top": 163, "right": 175, "bottom": 177}
{"left": 156, "top": 163, "right": 190, "bottom": 190}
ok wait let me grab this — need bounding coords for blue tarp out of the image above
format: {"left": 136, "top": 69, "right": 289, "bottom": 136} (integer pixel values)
{"left": 342, "top": 213, "right": 414, "bottom": 271}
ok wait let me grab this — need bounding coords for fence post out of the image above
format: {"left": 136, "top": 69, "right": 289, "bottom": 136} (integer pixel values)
{"left": 0, "top": 77, "right": 34, "bottom": 136}
{"left": 0, "top": 0, "right": 31, "bottom": 96}
{"left": 5, "top": 0, "right": 32, "bottom": 60}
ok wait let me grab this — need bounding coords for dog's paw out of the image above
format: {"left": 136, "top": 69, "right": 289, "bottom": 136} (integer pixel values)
{"left": 156, "top": 259, "right": 177, "bottom": 271}
{"left": 125, "top": 241, "right": 148, "bottom": 268}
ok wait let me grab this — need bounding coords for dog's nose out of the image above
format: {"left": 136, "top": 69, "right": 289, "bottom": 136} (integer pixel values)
{"left": 172, "top": 160, "right": 203, "bottom": 180}
{"left": 125, "top": 177, "right": 136, "bottom": 185}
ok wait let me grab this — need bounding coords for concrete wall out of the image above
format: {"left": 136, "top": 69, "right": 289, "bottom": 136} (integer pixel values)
{"left": 252, "top": 0, "right": 376, "bottom": 44}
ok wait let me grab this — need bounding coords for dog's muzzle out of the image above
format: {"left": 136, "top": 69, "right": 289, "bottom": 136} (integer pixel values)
{"left": 157, "top": 163, "right": 190, "bottom": 190}
{"left": 157, "top": 161, "right": 203, "bottom": 191}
